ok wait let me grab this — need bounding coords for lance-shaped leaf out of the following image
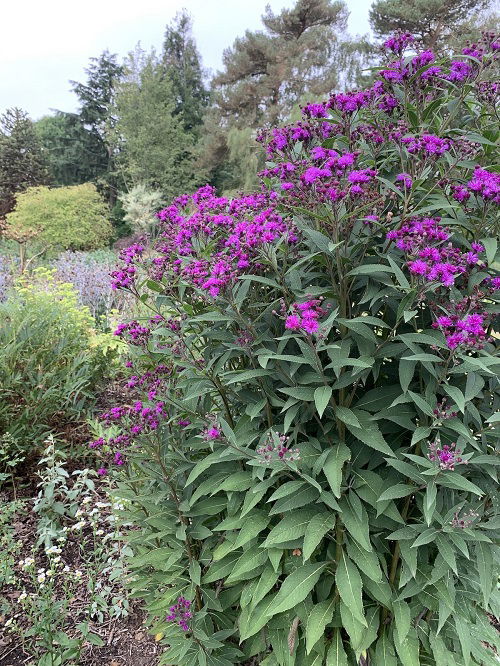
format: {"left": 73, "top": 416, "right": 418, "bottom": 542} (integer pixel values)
{"left": 323, "top": 443, "right": 351, "bottom": 498}
{"left": 264, "top": 562, "right": 327, "bottom": 617}
{"left": 303, "top": 512, "right": 334, "bottom": 561}
{"left": 326, "top": 629, "right": 349, "bottom": 666}
{"left": 336, "top": 552, "right": 367, "bottom": 627}
{"left": 306, "top": 597, "right": 336, "bottom": 653}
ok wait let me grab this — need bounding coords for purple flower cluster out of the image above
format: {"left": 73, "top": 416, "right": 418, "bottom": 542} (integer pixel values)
{"left": 401, "top": 134, "right": 451, "bottom": 156}
{"left": 433, "top": 398, "right": 458, "bottom": 421}
{"left": 466, "top": 167, "right": 500, "bottom": 203}
{"left": 383, "top": 32, "right": 415, "bottom": 54}
{"left": 428, "top": 439, "right": 467, "bottom": 471}
{"left": 149, "top": 185, "right": 296, "bottom": 299}
{"left": 450, "top": 508, "right": 479, "bottom": 529}
{"left": 114, "top": 320, "right": 151, "bottom": 347}
{"left": 432, "top": 309, "right": 489, "bottom": 350}
{"left": 256, "top": 433, "right": 300, "bottom": 464}
{"left": 284, "top": 299, "right": 326, "bottom": 335}
{"left": 111, "top": 244, "right": 144, "bottom": 290}
{"left": 386, "top": 218, "right": 483, "bottom": 287}
{"left": 166, "top": 596, "right": 193, "bottom": 632}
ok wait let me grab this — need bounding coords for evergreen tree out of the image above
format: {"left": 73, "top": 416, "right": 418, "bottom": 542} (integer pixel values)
{"left": 0, "top": 108, "right": 49, "bottom": 218}
{"left": 35, "top": 112, "right": 103, "bottom": 186}
{"left": 369, "top": 0, "right": 490, "bottom": 51}
{"left": 70, "top": 51, "right": 123, "bottom": 203}
{"left": 162, "top": 10, "right": 209, "bottom": 133}
{"left": 113, "top": 47, "right": 203, "bottom": 201}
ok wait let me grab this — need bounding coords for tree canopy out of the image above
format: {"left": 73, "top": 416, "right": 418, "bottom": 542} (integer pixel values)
{"left": 0, "top": 108, "right": 50, "bottom": 218}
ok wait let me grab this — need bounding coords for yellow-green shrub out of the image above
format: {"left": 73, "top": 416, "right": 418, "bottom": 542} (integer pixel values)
{"left": 5, "top": 183, "right": 113, "bottom": 251}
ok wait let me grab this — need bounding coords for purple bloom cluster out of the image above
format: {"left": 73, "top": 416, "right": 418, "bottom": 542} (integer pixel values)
{"left": 149, "top": 185, "right": 296, "bottom": 299}
{"left": 166, "top": 596, "right": 193, "bottom": 632}
{"left": 401, "top": 134, "right": 451, "bottom": 156}
{"left": 383, "top": 32, "right": 415, "bottom": 54}
{"left": 432, "top": 309, "right": 489, "bottom": 350}
{"left": 466, "top": 167, "right": 500, "bottom": 203}
{"left": 284, "top": 299, "right": 326, "bottom": 335}
{"left": 386, "top": 218, "right": 483, "bottom": 287}
{"left": 428, "top": 439, "right": 467, "bottom": 471}
{"left": 450, "top": 508, "right": 479, "bottom": 529}
{"left": 111, "top": 244, "right": 144, "bottom": 290}
{"left": 256, "top": 433, "right": 300, "bottom": 464}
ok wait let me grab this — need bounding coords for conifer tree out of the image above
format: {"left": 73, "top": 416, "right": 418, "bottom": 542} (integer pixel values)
{"left": 162, "top": 10, "right": 209, "bottom": 134}
{"left": 113, "top": 48, "right": 203, "bottom": 201}
{"left": 0, "top": 108, "right": 49, "bottom": 217}
{"left": 369, "top": 0, "right": 490, "bottom": 51}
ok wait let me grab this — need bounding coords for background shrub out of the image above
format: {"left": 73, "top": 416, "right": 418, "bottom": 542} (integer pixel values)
{"left": 0, "top": 268, "right": 121, "bottom": 449}
{"left": 95, "top": 34, "right": 499, "bottom": 666}
{"left": 4, "top": 183, "right": 113, "bottom": 252}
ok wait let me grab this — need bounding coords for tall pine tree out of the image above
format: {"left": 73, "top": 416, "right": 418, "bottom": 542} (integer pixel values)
{"left": 70, "top": 51, "right": 123, "bottom": 203}
{"left": 0, "top": 108, "right": 49, "bottom": 218}
{"left": 369, "top": 0, "right": 491, "bottom": 51}
{"left": 162, "top": 10, "right": 209, "bottom": 134}
{"left": 113, "top": 47, "right": 203, "bottom": 201}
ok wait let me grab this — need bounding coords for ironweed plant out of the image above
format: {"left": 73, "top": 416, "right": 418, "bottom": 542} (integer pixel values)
{"left": 94, "top": 33, "right": 499, "bottom": 666}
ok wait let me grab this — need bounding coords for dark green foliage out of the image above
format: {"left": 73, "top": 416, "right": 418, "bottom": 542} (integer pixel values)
{"left": 369, "top": 0, "right": 491, "bottom": 50}
{"left": 70, "top": 51, "right": 123, "bottom": 204}
{"left": 161, "top": 10, "right": 209, "bottom": 134}
{"left": 35, "top": 112, "right": 105, "bottom": 186}
{"left": 113, "top": 48, "right": 204, "bottom": 200}
{"left": 0, "top": 108, "right": 50, "bottom": 217}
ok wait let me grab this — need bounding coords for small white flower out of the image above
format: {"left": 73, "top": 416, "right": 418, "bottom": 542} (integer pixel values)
{"left": 46, "top": 570, "right": 54, "bottom": 577}
{"left": 82, "top": 497, "right": 92, "bottom": 504}
{"left": 71, "top": 520, "right": 86, "bottom": 531}
{"left": 96, "top": 502, "right": 108, "bottom": 508}
{"left": 96, "top": 529, "right": 104, "bottom": 536}
{"left": 75, "top": 509, "right": 84, "bottom": 518}
{"left": 37, "top": 568, "right": 45, "bottom": 574}
{"left": 5, "top": 618, "right": 13, "bottom": 627}
{"left": 37, "top": 573, "right": 46, "bottom": 583}
{"left": 53, "top": 556, "right": 61, "bottom": 564}
{"left": 17, "top": 592, "right": 28, "bottom": 602}
{"left": 63, "top": 565, "right": 70, "bottom": 573}
{"left": 21, "top": 557, "right": 35, "bottom": 569}
{"left": 45, "top": 545, "right": 62, "bottom": 555}
{"left": 89, "top": 508, "right": 99, "bottom": 516}
{"left": 74, "top": 570, "right": 83, "bottom": 579}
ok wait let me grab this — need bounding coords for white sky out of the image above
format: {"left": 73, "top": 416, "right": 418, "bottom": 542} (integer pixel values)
{"left": 0, "top": 0, "right": 372, "bottom": 120}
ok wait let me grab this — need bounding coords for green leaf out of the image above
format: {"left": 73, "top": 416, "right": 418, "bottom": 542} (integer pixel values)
{"left": 344, "top": 410, "right": 395, "bottom": 457}
{"left": 306, "top": 598, "right": 336, "bottom": 653}
{"left": 224, "top": 369, "right": 273, "bottom": 385}
{"left": 270, "top": 486, "right": 320, "bottom": 515}
{"left": 438, "top": 473, "right": 484, "bottom": 496}
{"left": 339, "top": 498, "right": 371, "bottom": 552}
{"left": 336, "top": 552, "right": 366, "bottom": 627}
{"left": 335, "top": 406, "right": 361, "bottom": 429}
{"left": 373, "top": 632, "right": 397, "bottom": 666}
{"left": 347, "top": 263, "right": 395, "bottom": 276}
{"left": 250, "top": 565, "right": 280, "bottom": 610}
{"left": 394, "top": 627, "right": 420, "bottom": 666}
{"left": 408, "top": 391, "right": 435, "bottom": 417}
{"left": 476, "top": 542, "right": 493, "bottom": 608}
{"left": 326, "top": 629, "right": 349, "bottom": 666}
{"left": 226, "top": 546, "right": 268, "bottom": 584}
{"left": 263, "top": 507, "right": 317, "bottom": 547}
{"left": 399, "top": 359, "right": 415, "bottom": 394}
{"left": 346, "top": 538, "right": 383, "bottom": 583}
{"left": 411, "top": 529, "right": 439, "bottom": 548}
{"left": 377, "top": 484, "right": 414, "bottom": 502}
{"left": 303, "top": 512, "right": 334, "bottom": 561}
{"left": 264, "top": 562, "right": 327, "bottom": 617}
{"left": 443, "top": 385, "right": 465, "bottom": 414}
{"left": 315, "top": 386, "right": 333, "bottom": 418}
{"left": 393, "top": 600, "right": 411, "bottom": 643}
{"left": 323, "top": 443, "right": 351, "bottom": 498}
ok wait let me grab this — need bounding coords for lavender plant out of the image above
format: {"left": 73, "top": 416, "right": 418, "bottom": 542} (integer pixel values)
{"left": 53, "top": 250, "right": 130, "bottom": 319}
{"left": 94, "top": 33, "right": 499, "bottom": 665}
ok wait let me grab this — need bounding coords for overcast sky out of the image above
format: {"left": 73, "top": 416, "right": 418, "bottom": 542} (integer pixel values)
{"left": 0, "top": 0, "right": 372, "bottom": 120}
